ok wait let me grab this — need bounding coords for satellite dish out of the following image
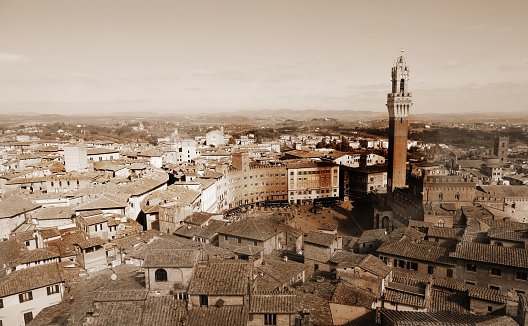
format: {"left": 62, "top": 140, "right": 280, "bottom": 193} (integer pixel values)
{"left": 111, "top": 273, "right": 117, "bottom": 281}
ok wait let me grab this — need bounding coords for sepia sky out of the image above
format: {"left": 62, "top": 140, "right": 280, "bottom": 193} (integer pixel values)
{"left": 0, "top": 0, "right": 527, "bottom": 115}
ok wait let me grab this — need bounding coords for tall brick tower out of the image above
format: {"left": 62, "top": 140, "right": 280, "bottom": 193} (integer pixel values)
{"left": 387, "top": 53, "right": 412, "bottom": 192}
{"left": 493, "top": 135, "right": 509, "bottom": 164}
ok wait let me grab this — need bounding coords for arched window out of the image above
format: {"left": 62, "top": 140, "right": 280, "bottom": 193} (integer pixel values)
{"left": 455, "top": 193, "right": 460, "bottom": 200}
{"left": 155, "top": 269, "right": 168, "bottom": 282}
{"left": 400, "top": 79, "right": 405, "bottom": 93}
{"left": 437, "top": 220, "right": 444, "bottom": 227}
{"left": 438, "top": 192, "right": 443, "bottom": 201}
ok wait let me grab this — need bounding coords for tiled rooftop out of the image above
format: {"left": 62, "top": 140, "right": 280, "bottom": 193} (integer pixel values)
{"left": 143, "top": 249, "right": 199, "bottom": 268}
{"left": 188, "top": 259, "right": 251, "bottom": 296}
{"left": 377, "top": 240, "right": 454, "bottom": 265}
{"left": 250, "top": 292, "right": 297, "bottom": 313}
{"left": 450, "top": 241, "right": 528, "bottom": 269}
{"left": 186, "top": 305, "right": 249, "bottom": 326}
{"left": 0, "top": 262, "right": 63, "bottom": 297}
{"left": 304, "top": 231, "right": 337, "bottom": 247}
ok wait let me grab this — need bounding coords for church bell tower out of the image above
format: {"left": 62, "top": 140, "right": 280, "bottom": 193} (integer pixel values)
{"left": 387, "top": 53, "right": 412, "bottom": 192}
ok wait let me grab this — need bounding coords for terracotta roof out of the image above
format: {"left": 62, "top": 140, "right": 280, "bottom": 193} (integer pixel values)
{"left": 11, "top": 230, "right": 34, "bottom": 241}
{"left": 88, "top": 301, "right": 144, "bottom": 326}
{"left": 143, "top": 249, "right": 199, "bottom": 268}
{"left": 74, "top": 194, "right": 127, "bottom": 211}
{"left": 14, "top": 247, "right": 59, "bottom": 265}
{"left": 46, "top": 229, "right": 87, "bottom": 257}
{"left": 478, "top": 185, "right": 528, "bottom": 198}
{"left": 292, "top": 289, "right": 334, "bottom": 326}
{"left": 76, "top": 237, "right": 106, "bottom": 249}
{"left": 31, "top": 206, "right": 72, "bottom": 223}
{"left": 390, "top": 267, "right": 507, "bottom": 304}
{"left": 174, "top": 219, "right": 226, "bottom": 240}
{"left": 318, "top": 223, "right": 338, "bottom": 232}
{"left": 80, "top": 214, "right": 108, "bottom": 225}
{"left": 358, "top": 229, "right": 387, "bottom": 243}
{"left": 331, "top": 281, "right": 376, "bottom": 308}
{"left": 250, "top": 292, "right": 297, "bottom": 313}
{"left": 329, "top": 251, "right": 366, "bottom": 267}
{"left": 184, "top": 212, "right": 214, "bottom": 226}
{"left": 219, "top": 218, "right": 281, "bottom": 241}
{"left": 39, "top": 227, "right": 62, "bottom": 239}
{"left": 117, "top": 174, "right": 169, "bottom": 196}
{"left": 94, "top": 289, "right": 148, "bottom": 302}
{"left": 383, "top": 288, "right": 426, "bottom": 308}
{"left": 142, "top": 297, "right": 187, "bottom": 325}
{"left": 188, "top": 259, "right": 251, "bottom": 296}
{"left": 427, "top": 226, "right": 464, "bottom": 239}
{"left": 377, "top": 240, "right": 454, "bottom": 265}
{"left": 487, "top": 229, "right": 528, "bottom": 243}
{"left": 186, "top": 305, "right": 248, "bottom": 326}
{"left": 379, "top": 309, "right": 517, "bottom": 325}
{"left": 358, "top": 254, "right": 392, "bottom": 278}
{"left": 304, "top": 231, "right": 336, "bottom": 247}
{"left": 253, "top": 255, "right": 308, "bottom": 292}
{"left": 450, "top": 241, "right": 528, "bottom": 269}
{"left": 0, "top": 194, "right": 41, "bottom": 218}
{"left": 0, "top": 239, "right": 29, "bottom": 273}
{"left": 0, "top": 262, "right": 63, "bottom": 297}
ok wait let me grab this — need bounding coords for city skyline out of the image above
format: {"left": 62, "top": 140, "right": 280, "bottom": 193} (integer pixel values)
{"left": 0, "top": 0, "right": 527, "bottom": 115}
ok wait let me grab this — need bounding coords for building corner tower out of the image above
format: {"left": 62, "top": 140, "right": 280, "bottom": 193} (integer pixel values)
{"left": 387, "top": 54, "right": 412, "bottom": 192}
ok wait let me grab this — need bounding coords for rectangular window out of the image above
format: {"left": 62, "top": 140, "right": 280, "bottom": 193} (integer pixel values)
{"left": 490, "top": 268, "right": 502, "bottom": 277}
{"left": 466, "top": 264, "right": 477, "bottom": 272}
{"left": 223, "top": 235, "right": 228, "bottom": 241}
{"left": 516, "top": 271, "right": 528, "bottom": 281}
{"left": 199, "top": 295, "right": 208, "bottom": 306}
{"left": 47, "top": 284, "right": 60, "bottom": 295}
{"left": 264, "top": 314, "right": 277, "bottom": 326}
{"left": 409, "top": 262, "right": 418, "bottom": 271}
{"left": 24, "top": 311, "right": 33, "bottom": 325}
{"left": 253, "top": 241, "right": 258, "bottom": 246}
{"left": 237, "top": 237, "right": 242, "bottom": 244}
{"left": 427, "top": 265, "right": 434, "bottom": 275}
{"left": 447, "top": 269, "right": 454, "bottom": 278}
{"left": 19, "top": 291, "right": 33, "bottom": 303}
{"left": 489, "top": 285, "right": 500, "bottom": 291}
{"left": 0, "top": 298, "right": 3, "bottom": 308}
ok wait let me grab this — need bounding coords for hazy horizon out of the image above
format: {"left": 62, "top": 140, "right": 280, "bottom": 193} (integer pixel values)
{"left": 1, "top": 0, "right": 527, "bottom": 115}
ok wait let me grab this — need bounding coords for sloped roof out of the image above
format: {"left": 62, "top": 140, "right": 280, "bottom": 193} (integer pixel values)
{"left": 74, "top": 194, "right": 127, "bottom": 211}
{"left": 379, "top": 309, "right": 517, "bottom": 325}
{"left": 76, "top": 237, "right": 106, "bottom": 249}
{"left": 304, "top": 231, "right": 337, "bottom": 247}
{"left": 477, "top": 185, "right": 528, "bottom": 197}
{"left": 377, "top": 240, "right": 453, "bottom": 265}
{"left": 14, "top": 247, "right": 59, "bottom": 265}
{"left": 450, "top": 241, "right": 528, "bottom": 268}
{"left": 218, "top": 218, "right": 281, "bottom": 241}
{"left": 32, "top": 206, "right": 73, "bottom": 220}
{"left": 250, "top": 292, "right": 297, "bottom": 313}
{"left": 331, "top": 281, "right": 376, "bottom": 309}
{"left": 143, "top": 249, "right": 199, "bottom": 268}
{"left": 427, "top": 226, "right": 464, "bottom": 239}
{"left": 358, "top": 254, "right": 392, "bottom": 278}
{"left": 0, "top": 263, "right": 63, "bottom": 297}
{"left": 186, "top": 305, "right": 248, "bottom": 326}
{"left": 188, "top": 259, "right": 251, "bottom": 296}
{"left": 0, "top": 194, "right": 41, "bottom": 218}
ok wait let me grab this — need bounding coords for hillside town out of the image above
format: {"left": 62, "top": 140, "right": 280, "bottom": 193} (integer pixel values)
{"left": 1, "top": 56, "right": 528, "bottom": 326}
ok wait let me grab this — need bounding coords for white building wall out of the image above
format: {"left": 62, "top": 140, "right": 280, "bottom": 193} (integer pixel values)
{"left": 64, "top": 145, "right": 88, "bottom": 172}
{"left": 0, "top": 283, "right": 63, "bottom": 326}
